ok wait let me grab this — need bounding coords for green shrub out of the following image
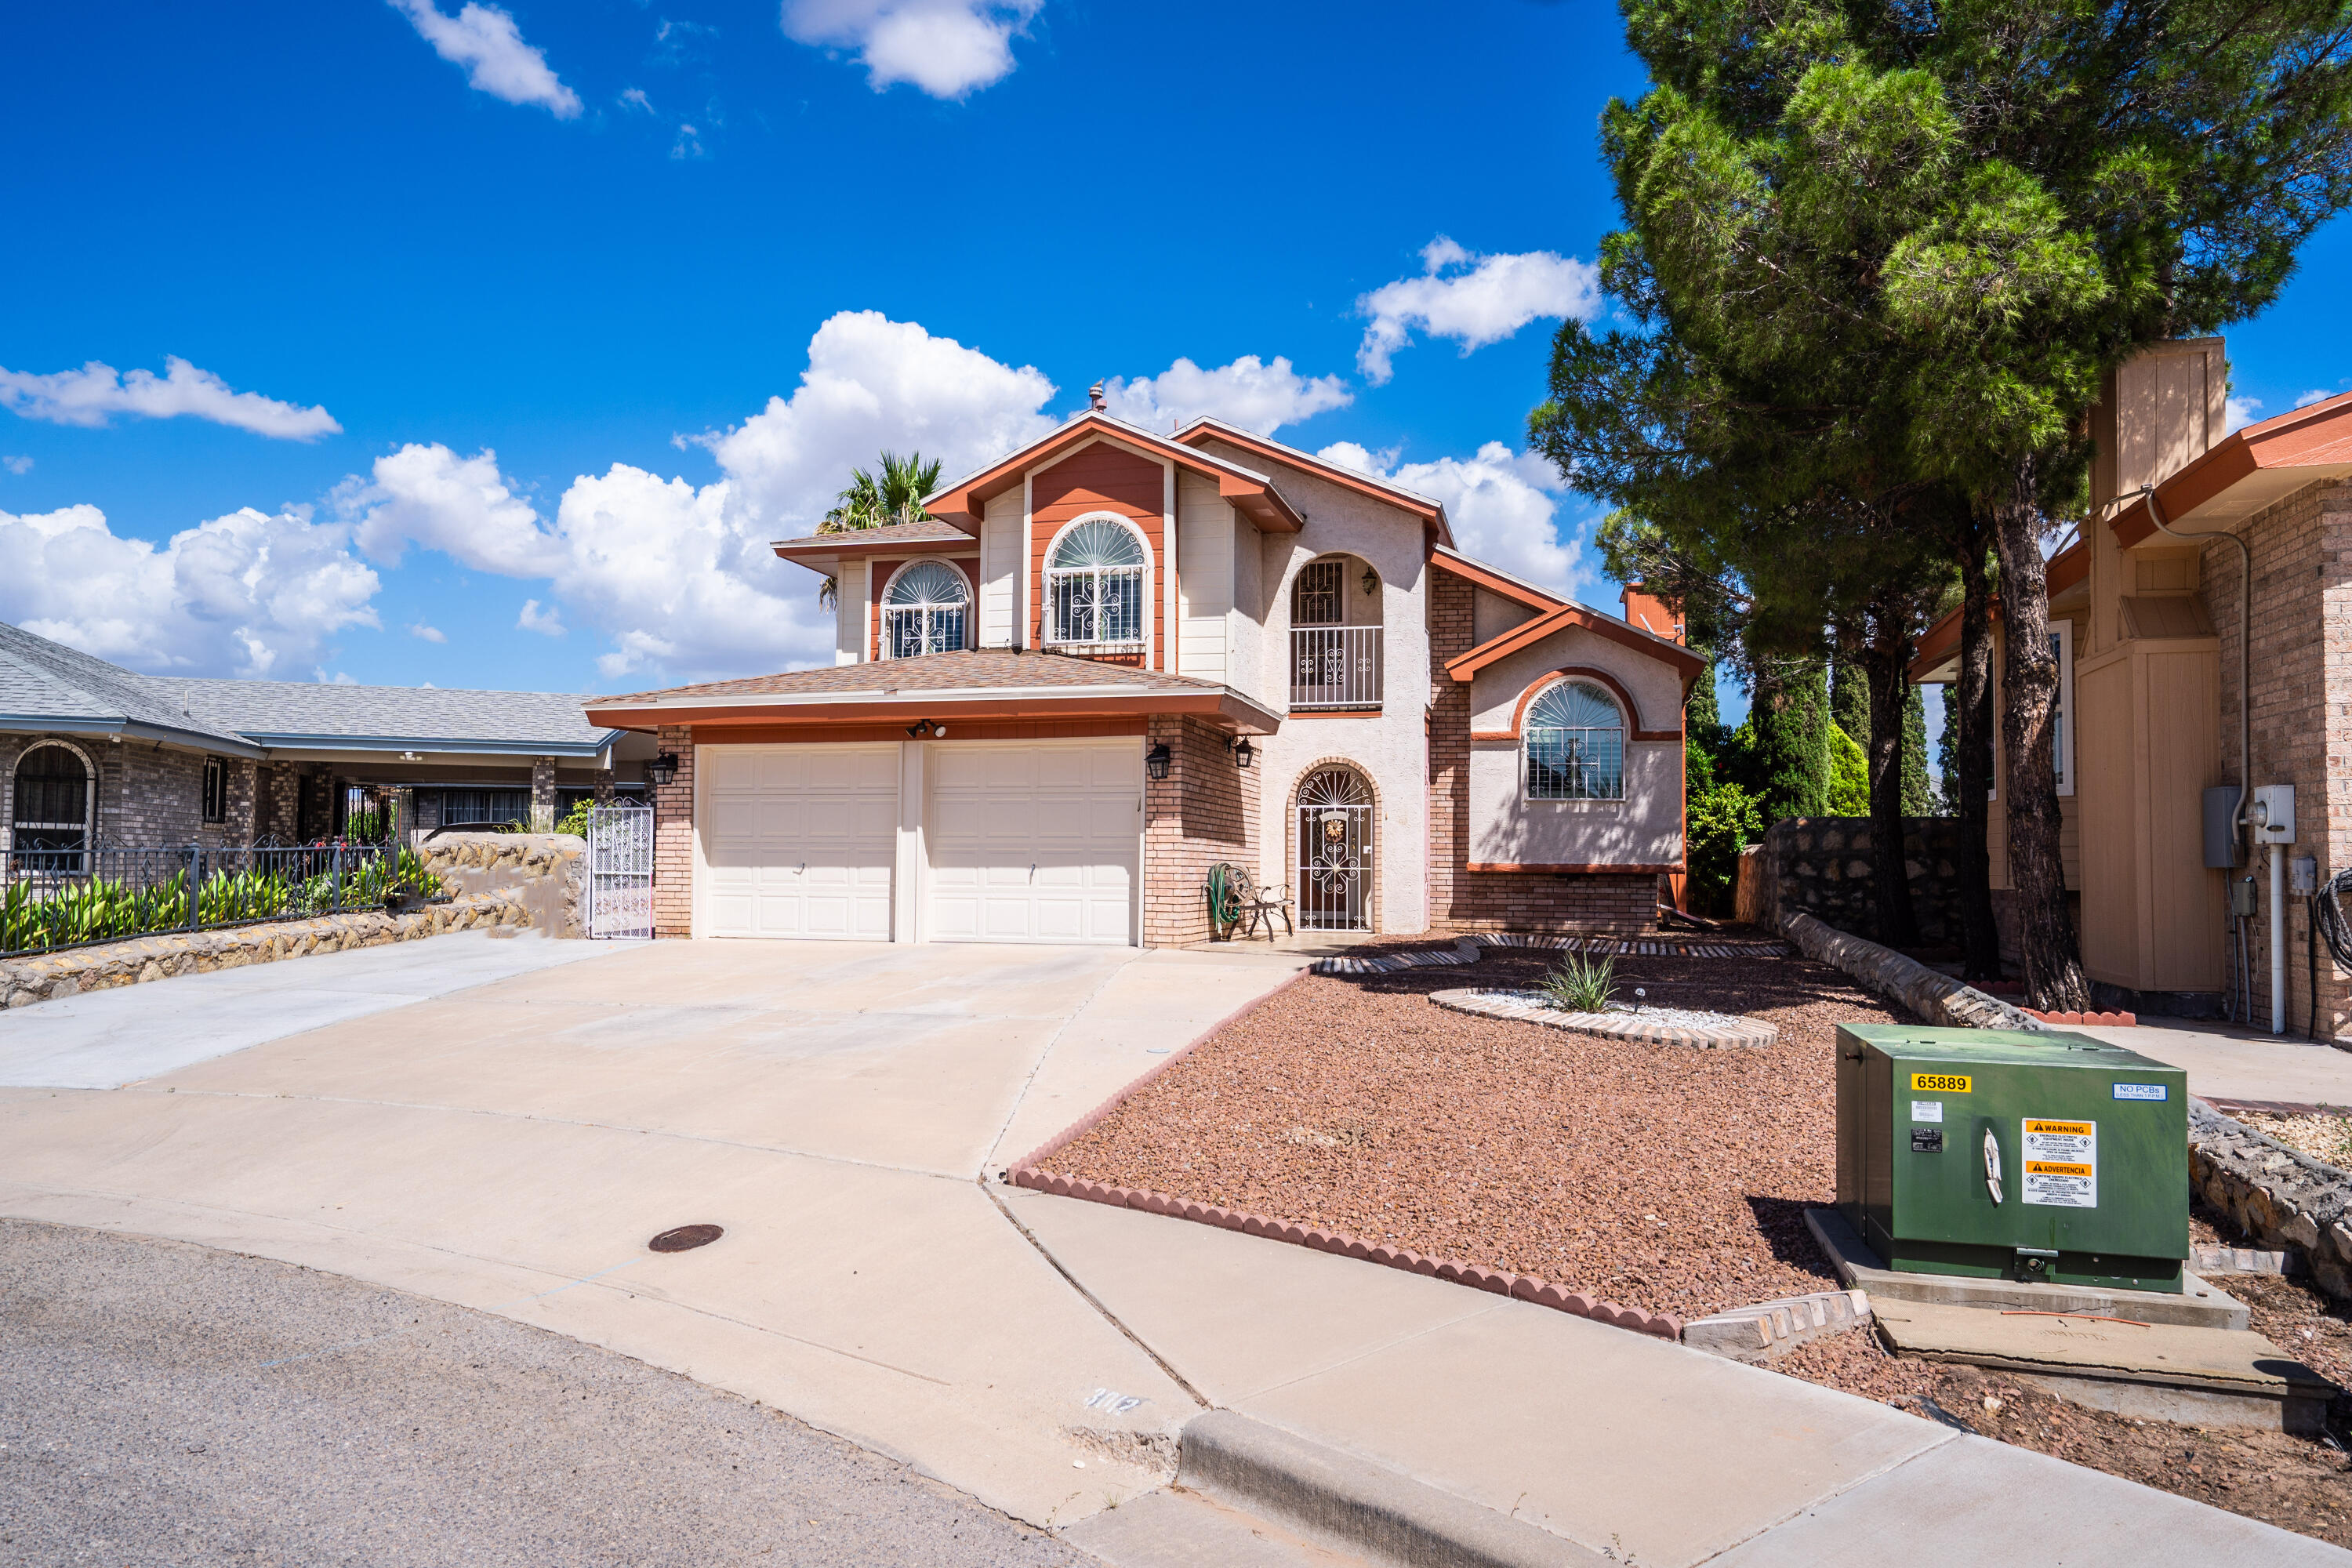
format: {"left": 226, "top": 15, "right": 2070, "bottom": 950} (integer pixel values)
{"left": 1686, "top": 781, "right": 1764, "bottom": 918}
{"left": 1539, "top": 951, "right": 1618, "bottom": 1014}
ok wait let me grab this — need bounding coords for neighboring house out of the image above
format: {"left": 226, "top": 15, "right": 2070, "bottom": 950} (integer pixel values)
{"left": 585, "top": 410, "right": 1701, "bottom": 947}
{"left": 0, "top": 619, "right": 651, "bottom": 861}
{"left": 1911, "top": 338, "right": 2352, "bottom": 1027}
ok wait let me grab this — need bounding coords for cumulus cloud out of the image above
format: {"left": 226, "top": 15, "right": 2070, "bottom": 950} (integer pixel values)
{"left": 0, "top": 357, "right": 341, "bottom": 440}
{"left": 619, "top": 86, "right": 655, "bottom": 113}
{"left": 1318, "top": 440, "right": 1592, "bottom": 597}
{"left": 1098, "top": 355, "right": 1351, "bottom": 435}
{"left": 2, "top": 456, "right": 29, "bottom": 475}
{"left": 517, "top": 598, "right": 566, "bottom": 635}
{"left": 2296, "top": 387, "right": 2341, "bottom": 409}
{"left": 340, "top": 442, "right": 559, "bottom": 575}
{"left": 408, "top": 622, "right": 448, "bottom": 642}
{"left": 0, "top": 503, "right": 379, "bottom": 677}
{"left": 1356, "top": 237, "right": 1602, "bottom": 386}
{"left": 2225, "top": 394, "right": 2263, "bottom": 433}
{"left": 390, "top": 0, "right": 582, "bottom": 118}
{"left": 781, "top": 0, "right": 1042, "bottom": 99}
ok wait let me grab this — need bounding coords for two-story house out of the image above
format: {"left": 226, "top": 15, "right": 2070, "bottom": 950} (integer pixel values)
{"left": 584, "top": 409, "right": 1702, "bottom": 946}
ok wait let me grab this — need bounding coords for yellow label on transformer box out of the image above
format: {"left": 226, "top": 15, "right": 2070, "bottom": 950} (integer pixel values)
{"left": 2022, "top": 1118, "right": 2097, "bottom": 1207}
{"left": 1911, "top": 1072, "right": 1972, "bottom": 1094}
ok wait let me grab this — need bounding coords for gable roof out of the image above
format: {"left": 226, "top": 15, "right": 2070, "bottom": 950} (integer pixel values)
{"left": 0, "top": 619, "right": 615, "bottom": 757}
{"left": 1429, "top": 545, "right": 1567, "bottom": 614}
{"left": 1441, "top": 595, "right": 1708, "bottom": 684}
{"left": 1174, "top": 419, "right": 1454, "bottom": 546}
{"left": 922, "top": 413, "right": 1305, "bottom": 534}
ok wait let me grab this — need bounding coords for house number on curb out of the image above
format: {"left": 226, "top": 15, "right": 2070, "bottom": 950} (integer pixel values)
{"left": 1083, "top": 1388, "right": 1147, "bottom": 1414}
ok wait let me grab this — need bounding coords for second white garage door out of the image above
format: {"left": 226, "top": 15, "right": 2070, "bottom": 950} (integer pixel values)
{"left": 699, "top": 744, "right": 896, "bottom": 939}
{"left": 927, "top": 740, "right": 1139, "bottom": 944}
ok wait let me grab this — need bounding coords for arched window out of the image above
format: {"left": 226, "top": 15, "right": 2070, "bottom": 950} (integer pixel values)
{"left": 11, "top": 742, "right": 93, "bottom": 867}
{"left": 880, "top": 560, "right": 969, "bottom": 658}
{"left": 1524, "top": 681, "right": 1625, "bottom": 800}
{"left": 1045, "top": 517, "right": 1148, "bottom": 647}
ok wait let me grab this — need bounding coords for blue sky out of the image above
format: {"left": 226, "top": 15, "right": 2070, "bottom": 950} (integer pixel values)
{"left": 3, "top": 2, "right": 2347, "bottom": 708}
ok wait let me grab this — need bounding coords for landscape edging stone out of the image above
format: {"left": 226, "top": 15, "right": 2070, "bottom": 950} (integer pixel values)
{"left": 2189, "top": 1098, "right": 2352, "bottom": 1303}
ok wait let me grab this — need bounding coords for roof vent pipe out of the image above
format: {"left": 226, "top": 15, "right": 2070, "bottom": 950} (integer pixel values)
{"left": 2130, "top": 485, "right": 2252, "bottom": 855}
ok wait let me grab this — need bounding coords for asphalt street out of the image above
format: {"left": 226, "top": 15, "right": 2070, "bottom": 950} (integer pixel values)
{"left": 0, "top": 1219, "right": 1090, "bottom": 1566}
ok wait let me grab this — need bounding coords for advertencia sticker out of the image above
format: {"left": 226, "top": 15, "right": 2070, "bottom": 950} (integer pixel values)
{"left": 2022, "top": 1118, "right": 2097, "bottom": 1207}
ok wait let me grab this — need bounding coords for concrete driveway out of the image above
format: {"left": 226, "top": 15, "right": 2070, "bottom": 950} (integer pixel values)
{"left": 0, "top": 935, "right": 1308, "bottom": 1528}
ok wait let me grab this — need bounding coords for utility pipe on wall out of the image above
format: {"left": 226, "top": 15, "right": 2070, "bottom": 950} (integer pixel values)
{"left": 2272, "top": 840, "right": 2288, "bottom": 1035}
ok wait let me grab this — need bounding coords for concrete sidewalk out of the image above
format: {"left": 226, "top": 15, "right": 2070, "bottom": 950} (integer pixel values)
{"left": 2072, "top": 1015, "right": 2352, "bottom": 1105}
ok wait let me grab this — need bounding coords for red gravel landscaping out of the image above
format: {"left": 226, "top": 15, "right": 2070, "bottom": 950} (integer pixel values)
{"left": 1047, "top": 942, "right": 2352, "bottom": 1547}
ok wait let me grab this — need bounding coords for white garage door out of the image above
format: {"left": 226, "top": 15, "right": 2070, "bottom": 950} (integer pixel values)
{"left": 700, "top": 745, "right": 896, "bottom": 939}
{"left": 927, "top": 741, "right": 1139, "bottom": 944}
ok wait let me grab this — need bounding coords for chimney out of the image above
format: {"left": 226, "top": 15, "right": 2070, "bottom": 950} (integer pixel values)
{"left": 1620, "top": 583, "right": 1684, "bottom": 644}
{"left": 2089, "top": 337, "right": 2229, "bottom": 519}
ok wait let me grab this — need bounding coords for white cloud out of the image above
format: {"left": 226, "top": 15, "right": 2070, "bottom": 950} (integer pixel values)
{"left": 780, "top": 0, "right": 1042, "bottom": 99}
{"left": 517, "top": 598, "right": 566, "bottom": 636}
{"left": 2226, "top": 394, "right": 2263, "bottom": 432}
{"left": 2, "top": 456, "right": 28, "bottom": 475}
{"left": 390, "top": 0, "right": 582, "bottom": 118}
{"left": 408, "top": 622, "right": 448, "bottom": 642}
{"left": 0, "top": 357, "right": 341, "bottom": 440}
{"left": 671, "top": 123, "right": 706, "bottom": 160}
{"left": 0, "top": 503, "right": 379, "bottom": 677}
{"left": 2296, "top": 387, "right": 2339, "bottom": 409}
{"left": 1098, "top": 355, "right": 1352, "bottom": 435}
{"left": 340, "top": 442, "right": 558, "bottom": 575}
{"left": 316, "top": 669, "right": 361, "bottom": 685}
{"left": 619, "top": 86, "right": 655, "bottom": 113}
{"left": 1318, "top": 439, "right": 1592, "bottom": 596}
{"left": 1356, "top": 237, "right": 1602, "bottom": 386}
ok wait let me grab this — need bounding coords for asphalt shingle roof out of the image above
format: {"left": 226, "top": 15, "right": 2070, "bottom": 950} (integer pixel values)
{"left": 771, "top": 518, "right": 970, "bottom": 551}
{"left": 0, "top": 619, "right": 611, "bottom": 753}
{"left": 595, "top": 648, "right": 1224, "bottom": 705}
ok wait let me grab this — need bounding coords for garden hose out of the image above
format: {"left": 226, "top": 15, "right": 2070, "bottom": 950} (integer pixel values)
{"left": 2311, "top": 866, "right": 2352, "bottom": 978}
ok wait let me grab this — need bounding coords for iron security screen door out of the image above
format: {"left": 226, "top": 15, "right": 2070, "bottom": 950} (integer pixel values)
{"left": 587, "top": 804, "right": 655, "bottom": 938}
{"left": 1294, "top": 767, "right": 1372, "bottom": 930}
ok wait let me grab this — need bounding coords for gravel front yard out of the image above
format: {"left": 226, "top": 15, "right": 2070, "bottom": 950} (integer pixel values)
{"left": 1049, "top": 940, "right": 2352, "bottom": 1548}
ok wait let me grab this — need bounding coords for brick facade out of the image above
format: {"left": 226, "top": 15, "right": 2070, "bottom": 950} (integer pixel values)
{"left": 2205, "top": 477, "right": 2352, "bottom": 1036}
{"left": 1143, "top": 713, "right": 1259, "bottom": 946}
{"left": 257, "top": 762, "right": 301, "bottom": 843}
{"left": 1424, "top": 568, "right": 1659, "bottom": 935}
{"left": 1, "top": 735, "right": 263, "bottom": 855}
{"left": 651, "top": 724, "right": 695, "bottom": 939}
{"left": 530, "top": 756, "right": 557, "bottom": 830}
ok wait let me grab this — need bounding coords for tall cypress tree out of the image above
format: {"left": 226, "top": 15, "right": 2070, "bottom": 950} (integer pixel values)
{"left": 1829, "top": 662, "right": 1869, "bottom": 745}
{"left": 1900, "top": 685, "right": 1935, "bottom": 816}
{"left": 1754, "top": 662, "right": 1831, "bottom": 826}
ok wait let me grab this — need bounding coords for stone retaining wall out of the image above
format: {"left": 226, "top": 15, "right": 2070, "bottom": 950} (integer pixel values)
{"left": 1744, "top": 816, "right": 1964, "bottom": 942}
{"left": 0, "top": 890, "right": 532, "bottom": 1009}
{"left": 419, "top": 832, "right": 586, "bottom": 939}
{"left": 2190, "top": 1099, "right": 2352, "bottom": 1304}
{"left": 1780, "top": 910, "right": 2042, "bottom": 1031}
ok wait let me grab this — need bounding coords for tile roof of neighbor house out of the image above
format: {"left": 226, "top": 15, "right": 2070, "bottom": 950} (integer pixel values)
{"left": 594, "top": 648, "right": 1227, "bottom": 706}
{"left": 770, "top": 518, "right": 971, "bottom": 554}
{"left": 0, "top": 619, "right": 615, "bottom": 756}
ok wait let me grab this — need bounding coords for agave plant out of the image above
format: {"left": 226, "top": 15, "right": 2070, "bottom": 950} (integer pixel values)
{"left": 1538, "top": 951, "right": 1619, "bottom": 1014}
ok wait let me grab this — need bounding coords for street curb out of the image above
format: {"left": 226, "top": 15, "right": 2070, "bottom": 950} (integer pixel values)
{"left": 1178, "top": 1410, "right": 1606, "bottom": 1567}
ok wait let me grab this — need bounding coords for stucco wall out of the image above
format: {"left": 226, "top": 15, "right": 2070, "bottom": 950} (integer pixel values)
{"left": 1192, "top": 439, "right": 1433, "bottom": 935}
{"left": 1465, "top": 740, "right": 1681, "bottom": 869}
{"left": 1467, "top": 624, "right": 1684, "bottom": 738}
{"left": 1472, "top": 586, "right": 1537, "bottom": 645}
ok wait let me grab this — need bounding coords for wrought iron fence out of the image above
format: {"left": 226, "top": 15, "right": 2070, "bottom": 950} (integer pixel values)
{"left": 1290, "top": 626, "right": 1383, "bottom": 710}
{"left": 1, "top": 842, "right": 440, "bottom": 959}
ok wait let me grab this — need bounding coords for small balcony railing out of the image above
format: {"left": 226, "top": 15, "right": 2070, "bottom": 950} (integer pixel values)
{"left": 1290, "top": 626, "right": 1383, "bottom": 710}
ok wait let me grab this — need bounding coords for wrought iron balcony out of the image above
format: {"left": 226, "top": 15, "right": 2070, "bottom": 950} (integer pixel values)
{"left": 1290, "top": 626, "right": 1383, "bottom": 710}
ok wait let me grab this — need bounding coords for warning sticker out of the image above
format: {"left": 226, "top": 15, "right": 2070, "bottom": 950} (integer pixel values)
{"left": 2022, "top": 1118, "right": 2097, "bottom": 1208}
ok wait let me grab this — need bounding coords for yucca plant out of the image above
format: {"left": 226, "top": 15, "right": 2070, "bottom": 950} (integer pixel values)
{"left": 1538, "top": 952, "right": 1619, "bottom": 1014}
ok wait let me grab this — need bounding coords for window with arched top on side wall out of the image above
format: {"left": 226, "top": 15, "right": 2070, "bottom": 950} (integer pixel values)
{"left": 880, "top": 559, "right": 971, "bottom": 659}
{"left": 1523, "top": 679, "right": 1626, "bottom": 801}
{"left": 9, "top": 740, "right": 96, "bottom": 869}
{"left": 1044, "top": 514, "right": 1149, "bottom": 648}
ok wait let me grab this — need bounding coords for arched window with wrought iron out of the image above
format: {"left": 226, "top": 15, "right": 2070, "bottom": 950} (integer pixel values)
{"left": 1523, "top": 680, "right": 1625, "bottom": 800}
{"left": 880, "top": 560, "right": 970, "bottom": 659}
{"left": 10, "top": 742, "right": 95, "bottom": 870}
{"left": 1044, "top": 516, "right": 1148, "bottom": 647}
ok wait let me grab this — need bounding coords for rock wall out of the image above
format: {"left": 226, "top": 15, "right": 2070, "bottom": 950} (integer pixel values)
{"left": 2190, "top": 1099, "right": 2352, "bottom": 1303}
{"left": 1748, "top": 817, "right": 1964, "bottom": 943}
{"left": 419, "top": 832, "right": 586, "bottom": 940}
{"left": 0, "top": 891, "right": 532, "bottom": 1009}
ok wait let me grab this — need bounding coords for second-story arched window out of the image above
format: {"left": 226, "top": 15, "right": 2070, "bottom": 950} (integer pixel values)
{"left": 1524, "top": 679, "right": 1625, "bottom": 800}
{"left": 881, "top": 560, "right": 969, "bottom": 658}
{"left": 1045, "top": 517, "right": 1148, "bottom": 647}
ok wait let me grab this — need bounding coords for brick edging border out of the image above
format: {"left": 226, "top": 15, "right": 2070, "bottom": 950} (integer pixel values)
{"left": 998, "top": 956, "right": 1686, "bottom": 1345}
{"left": 1426, "top": 986, "right": 1779, "bottom": 1048}
{"left": 2020, "top": 1007, "right": 2140, "bottom": 1026}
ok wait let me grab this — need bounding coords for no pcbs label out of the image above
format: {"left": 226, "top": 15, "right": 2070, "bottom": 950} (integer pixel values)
{"left": 2021, "top": 1119, "right": 2097, "bottom": 1208}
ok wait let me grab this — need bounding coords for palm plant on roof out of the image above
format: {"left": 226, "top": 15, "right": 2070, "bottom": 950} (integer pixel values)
{"left": 817, "top": 450, "right": 943, "bottom": 608}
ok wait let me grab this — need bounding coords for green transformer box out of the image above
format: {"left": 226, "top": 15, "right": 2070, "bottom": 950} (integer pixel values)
{"left": 1835, "top": 1024, "right": 2189, "bottom": 1293}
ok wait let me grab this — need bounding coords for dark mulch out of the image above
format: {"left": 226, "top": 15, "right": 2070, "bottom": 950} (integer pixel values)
{"left": 1054, "top": 942, "right": 2352, "bottom": 1548}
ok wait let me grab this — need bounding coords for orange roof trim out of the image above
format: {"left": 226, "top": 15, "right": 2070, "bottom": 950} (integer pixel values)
{"left": 1444, "top": 598, "right": 1708, "bottom": 684}
{"left": 2108, "top": 390, "right": 2352, "bottom": 549}
{"left": 1173, "top": 419, "right": 1454, "bottom": 546}
{"left": 923, "top": 415, "right": 1304, "bottom": 535}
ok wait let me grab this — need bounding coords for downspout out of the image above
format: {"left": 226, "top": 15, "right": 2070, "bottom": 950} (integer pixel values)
{"left": 2129, "top": 482, "right": 2259, "bottom": 1019}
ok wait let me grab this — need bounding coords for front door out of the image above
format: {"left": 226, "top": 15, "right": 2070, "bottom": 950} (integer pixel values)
{"left": 1294, "top": 767, "right": 1372, "bottom": 931}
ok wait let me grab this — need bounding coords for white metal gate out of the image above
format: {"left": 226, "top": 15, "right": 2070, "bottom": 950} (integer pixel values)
{"left": 587, "top": 804, "right": 655, "bottom": 939}
{"left": 1294, "top": 768, "right": 1373, "bottom": 931}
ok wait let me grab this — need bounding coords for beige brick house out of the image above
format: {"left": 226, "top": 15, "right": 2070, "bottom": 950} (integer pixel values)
{"left": 1912, "top": 339, "right": 2352, "bottom": 1029}
{"left": 586, "top": 411, "right": 1702, "bottom": 947}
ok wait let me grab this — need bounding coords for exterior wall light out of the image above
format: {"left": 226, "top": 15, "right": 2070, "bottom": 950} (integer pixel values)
{"left": 905, "top": 720, "right": 948, "bottom": 738}
{"left": 1229, "top": 737, "right": 1255, "bottom": 768}
{"left": 1145, "top": 743, "right": 1172, "bottom": 781}
{"left": 644, "top": 752, "right": 680, "bottom": 786}
{"left": 1361, "top": 565, "right": 1379, "bottom": 596}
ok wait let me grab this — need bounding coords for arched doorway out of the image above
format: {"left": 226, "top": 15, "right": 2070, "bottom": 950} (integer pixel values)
{"left": 1294, "top": 765, "right": 1373, "bottom": 931}
{"left": 11, "top": 742, "right": 93, "bottom": 870}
